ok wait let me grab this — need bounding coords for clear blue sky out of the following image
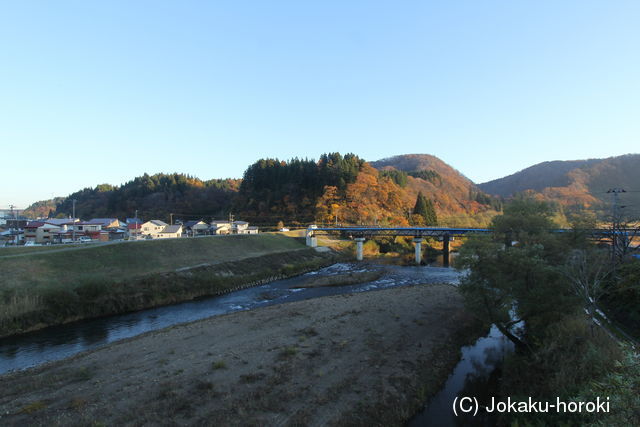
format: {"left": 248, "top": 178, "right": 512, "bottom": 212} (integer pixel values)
{"left": 2, "top": 1, "right": 639, "bottom": 208}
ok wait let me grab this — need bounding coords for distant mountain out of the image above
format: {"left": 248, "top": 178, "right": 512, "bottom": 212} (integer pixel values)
{"left": 478, "top": 154, "right": 640, "bottom": 216}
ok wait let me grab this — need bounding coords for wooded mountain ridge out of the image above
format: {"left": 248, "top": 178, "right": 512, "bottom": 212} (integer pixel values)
{"left": 478, "top": 153, "right": 640, "bottom": 217}
{"left": 22, "top": 153, "right": 499, "bottom": 227}
{"left": 22, "top": 153, "right": 639, "bottom": 226}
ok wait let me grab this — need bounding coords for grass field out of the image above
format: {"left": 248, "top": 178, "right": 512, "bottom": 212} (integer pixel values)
{"left": 0, "top": 234, "right": 338, "bottom": 337}
{"left": 1, "top": 234, "right": 305, "bottom": 289}
{"left": 0, "top": 244, "right": 85, "bottom": 256}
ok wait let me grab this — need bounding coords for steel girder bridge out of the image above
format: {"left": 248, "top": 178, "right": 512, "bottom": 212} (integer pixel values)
{"left": 306, "top": 226, "right": 491, "bottom": 266}
{"left": 305, "top": 226, "right": 629, "bottom": 266}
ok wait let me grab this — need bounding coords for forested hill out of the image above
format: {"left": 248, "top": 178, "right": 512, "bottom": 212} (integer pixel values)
{"left": 46, "top": 174, "right": 239, "bottom": 222}
{"left": 370, "top": 154, "right": 502, "bottom": 220}
{"left": 478, "top": 154, "right": 640, "bottom": 214}
{"left": 24, "top": 153, "right": 501, "bottom": 226}
{"left": 234, "top": 153, "right": 500, "bottom": 226}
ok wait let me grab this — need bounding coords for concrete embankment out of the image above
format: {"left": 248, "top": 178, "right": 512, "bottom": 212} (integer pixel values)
{"left": 0, "top": 235, "right": 340, "bottom": 338}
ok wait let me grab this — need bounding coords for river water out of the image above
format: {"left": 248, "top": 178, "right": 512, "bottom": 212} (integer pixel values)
{"left": 0, "top": 262, "right": 461, "bottom": 374}
{"left": 408, "top": 325, "right": 514, "bottom": 426}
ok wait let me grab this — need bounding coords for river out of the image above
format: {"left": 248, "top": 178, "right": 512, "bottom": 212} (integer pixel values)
{"left": 0, "top": 262, "right": 461, "bottom": 374}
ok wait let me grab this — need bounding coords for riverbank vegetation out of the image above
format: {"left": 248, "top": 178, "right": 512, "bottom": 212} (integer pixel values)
{"left": 0, "top": 235, "right": 339, "bottom": 337}
{"left": 458, "top": 199, "right": 639, "bottom": 425}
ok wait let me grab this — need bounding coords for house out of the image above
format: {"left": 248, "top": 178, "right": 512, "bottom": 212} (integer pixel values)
{"left": 140, "top": 220, "right": 168, "bottom": 238}
{"left": 245, "top": 226, "right": 259, "bottom": 234}
{"left": 73, "top": 222, "right": 102, "bottom": 233}
{"left": 25, "top": 222, "right": 62, "bottom": 244}
{"left": 158, "top": 224, "right": 183, "bottom": 239}
{"left": 232, "top": 221, "right": 249, "bottom": 233}
{"left": 184, "top": 220, "right": 209, "bottom": 236}
{"left": 127, "top": 223, "right": 143, "bottom": 240}
{"left": 109, "top": 227, "right": 128, "bottom": 241}
{"left": 209, "top": 220, "right": 257, "bottom": 235}
{"left": 73, "top": 222, "right": 109, "bottom": 242}
{"left": 1, "top": 229, "right": 22, "bottom": 245}
{"left": 44, "top": 218, "right": 78, "bottom": 228}
{"left": 24, "top": 221, "right": 46, "bottom": 243}
{"left": 4, "top": 217, "right": 30, "bottom": 229}
{"left": 87, "top": 218, "right": 120, "bottom": 229}
{"left": 210, "top": 220, "right": 231, "bottom": 235}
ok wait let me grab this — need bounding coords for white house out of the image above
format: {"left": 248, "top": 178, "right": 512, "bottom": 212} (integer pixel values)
{"left": 140, "top": 220, "right": 168, "bottom": 238}
{"left": 157, "top": 224, "right": 183, "bottom": 239}
{"left": 210, "top": 220, "right": 231, "bottom": 235}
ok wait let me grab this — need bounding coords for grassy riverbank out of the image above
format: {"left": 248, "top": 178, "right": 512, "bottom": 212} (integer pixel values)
{"left": 0, "top": 235, "right": 340, "bottom": 337}
{"left": 0, "top": 284, "right": 482, "bottom": 426}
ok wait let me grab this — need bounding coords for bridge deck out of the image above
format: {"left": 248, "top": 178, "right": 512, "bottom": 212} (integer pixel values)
{"left": 312, "top": 227, "right": 490, "bottom": 237}
{"left": 311, "top": 226, "right": 623, "bottom": 238}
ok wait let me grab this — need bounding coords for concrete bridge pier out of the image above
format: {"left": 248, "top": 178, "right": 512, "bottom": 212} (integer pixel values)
{"left": 413, "top": 238, "right": 423, "bottom": 265}
{"left": 442, "top": 233, "right": 450, "bottom": 267}
{"left": 306, "top": 225, "right": 317, "bottom": 247}
{"left": 355, "top": 238, "right": 365, "bottom": 261}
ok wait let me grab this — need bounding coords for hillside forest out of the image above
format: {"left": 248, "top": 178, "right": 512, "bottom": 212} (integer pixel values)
{"left": 23, "top": 153, "right": 503, "bottom": 227}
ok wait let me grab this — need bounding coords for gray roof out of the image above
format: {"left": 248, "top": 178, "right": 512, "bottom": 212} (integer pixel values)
{"left": 150, "top": 220, "right": 168, "bottom": 226}
{"left": 87, "top": 218, "right": 118, "bottom": 226}
{"left": 161, "top": 225, "right": 182, "bottom": 234}
{"left": 45, "top": 218, "right": 78, "bottom": 226}
{"left": 184, "top": 220, "right": 206, "bottom": 228}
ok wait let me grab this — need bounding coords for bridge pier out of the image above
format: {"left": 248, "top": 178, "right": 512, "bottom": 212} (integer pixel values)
{"left": 306, "top": 225, "right": 317, "bottom": 247}
{"left": 355, "top": 238, "right": 365, "bottom": 261}
{"left": 442, "top": 233, "right": 450, "bottom": 267}
{"left": 413, "top": 238, "right": 423, "bottom": 265}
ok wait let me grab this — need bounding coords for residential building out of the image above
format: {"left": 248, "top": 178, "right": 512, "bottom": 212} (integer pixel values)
{"left": 245, "top": 226, "right": 259, "bottom": 234}
{"left": 140, "top": 220, "right": 168, "bottom": 238}
{"left": 87, "top": 218, "right": 120, "bottom": 229}
{"left": 24, "top": 221, "right": 46, "bottom": 242}
{"left": 210, "top": 220, "right": 231, "bottom": 235}
{"left": 24, "top": 222, "right": 62, "bottom": 244}
{"left": 158, "top": 224, "right": 183, "bottom": 239}
{"left": 44, "top": 218, "right": 78, "bottom": 228}
{"left": 73, "top": 222, "right": 102, "bottom": 233}
{"left": 232, "top": 221, "right": 249, "bottom": 233}
{"left": 184, "top": 220, "right": 209, "bottom": 236}
{"left": 73, "top": 222, "right": 109, "bottom": 241}
{"left": 127, "top": 223, "right": 143, "bottom": 240}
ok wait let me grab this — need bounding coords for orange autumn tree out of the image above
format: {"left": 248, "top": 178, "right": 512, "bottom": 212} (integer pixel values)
{"left": 337, "top": 164, "right": 410, "bottom": 226}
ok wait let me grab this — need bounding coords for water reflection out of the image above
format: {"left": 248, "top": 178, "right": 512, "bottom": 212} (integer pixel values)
{"left": 408, "top": 326, "right": 514, "bottom": 427}
{"left": 0, "top": 263, "right": 463, "bottom": 374}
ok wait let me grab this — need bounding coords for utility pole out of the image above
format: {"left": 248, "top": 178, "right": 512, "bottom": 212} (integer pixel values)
{"left": 9, "top": 204, "right": 18, "bottom": 244}
{"left": 135, "top": 209, "right": 139, "bottom": 240}
{"left": 9, "top": 204, "right": 16, "bottom": 231}
{"left": 607, "top": 188, "right": 626, "bottom": 272}
{"left": 170, "top": 213, "right": 173, "bottom": 226}
{"left": 71, "top": 199, "right": 77, "bottom": 242}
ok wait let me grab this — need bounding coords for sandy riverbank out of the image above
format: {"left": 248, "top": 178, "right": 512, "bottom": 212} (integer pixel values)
{"left": 0, "top": 283, "right": 480, "bottom": 426}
